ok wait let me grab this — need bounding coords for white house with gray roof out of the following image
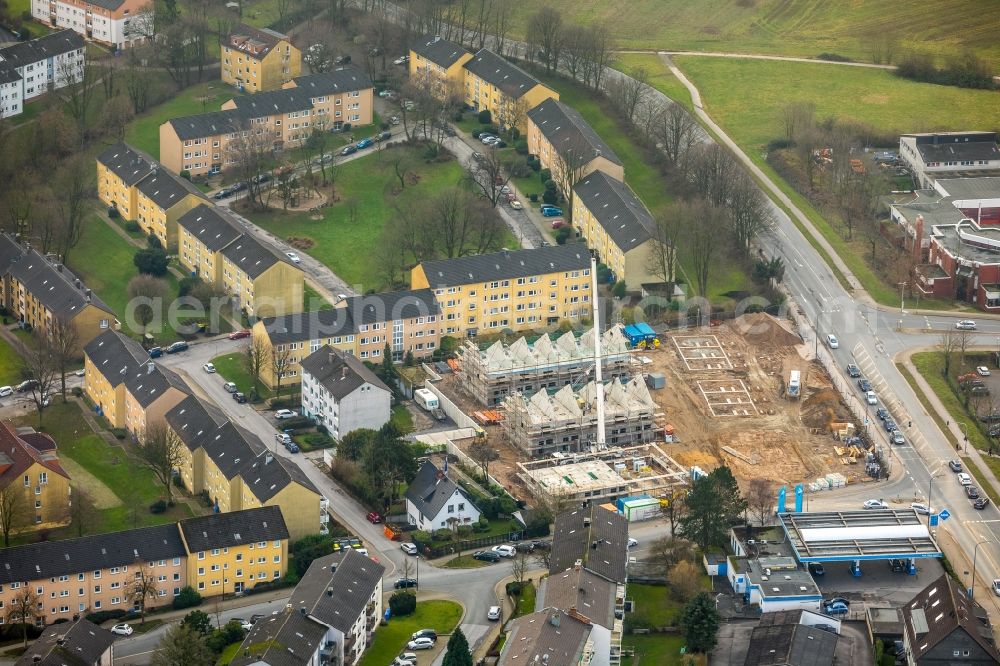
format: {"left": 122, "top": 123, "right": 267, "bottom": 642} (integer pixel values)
{"left": 0, "top": 30, "right": 84, "bottom": 118}
{"left": 299, "top": 346, "right": 392, "bottom": 440}
{"left": 405, "top": 460, "right": 481, "bottom": 531}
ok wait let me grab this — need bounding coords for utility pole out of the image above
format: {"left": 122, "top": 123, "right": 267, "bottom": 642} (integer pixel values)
{"left": 590, "top": 255, "right": 605, "bottom": 447}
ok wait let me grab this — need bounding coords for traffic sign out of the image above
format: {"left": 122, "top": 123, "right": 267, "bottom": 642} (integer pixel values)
{"left": 938, "top": 509, "right": 951, "bottom": 521}
{"left": 929, "top": 514, "right": 939, "bottom": 527}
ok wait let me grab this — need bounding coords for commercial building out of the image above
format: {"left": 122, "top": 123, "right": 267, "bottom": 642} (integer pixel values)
{"left": 30, "top": 0, "right": 149, "bottom": 50}
{"left": 527, "top": 97, "right": 623, "bottom": 200}
{"left": 16, "top": 618, "right": 115, "bottom": 666}
{"left": 900, "top": 573, "right": 998, "bottom": 664}
{"left": 0, "top": 506, "right": 288, "bottom": 626}
{"left": 457, "top": 325, "right": 633, "bottom": 406}
{"left": 502, "top": 376, "right": 661, "bottom": 458}
{"left": 744, "top": 610, "right": 840, "bottom": 666}
{"left": 0, "top": 421, "right": 71, "bottom": 533}
{"left": 462, "top": 49, "right": 557, "bottom": 131}
{"left": 899, "top": 132, "right": 1000, "bottom": 188}
{"left": 221, "top": 24, "right": 301, "bottom": 93}
{"left": 0, "top": 234, "right": 118, "bottom": 349}
{"left": 165, "top": 395, "right": 325, "bottom": 541}
{"left": 0, "top": 29, "right": 85, "bottom": 118}
{"left": 925, "top": 220, "right": 1000, "bottom": 309}
{"left": 300, "top": 346, "right": 392, "bottom": 440}
{"left": 411, "top": 245, "right": 593, "bottom": 336}
{"left": 408, "top": 34, "right": 472, "bottom": 100}
{"left": 404, "top": 460, "right": 481, "bottom": 531}
{"left": 251, "top": 289, "right": 440, "bottom": 388}
{"left": 728, "top": 556, "right": 824, "bottom": 614}
{"left": 573, "top": 170, "right": 660, "bottom": 292}
{"left": 231, "top": 548, "right": 385, "bottom": 666}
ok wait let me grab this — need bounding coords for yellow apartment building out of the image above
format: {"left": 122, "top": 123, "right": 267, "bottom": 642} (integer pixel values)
{"left": 97, "top": 142, "right": 154, "bottom": 220}
{"left": 250, "top": 289, "right": 441, "bottom": 389}
{"left": 218, "top": 234, "right": 303, "bottom": 318}
{"left": 123, "top": 365, "right": 190, "bottom": 439}
{"left": 408, "top": 34, "right": 472, "bottom": 101}
{"left": 572, "top": 171, "right": 660, "bottom": 292}
{"left": 411, "top": 245, "right": 592, "bottom": 336}
{"left": 177, "top": 204, "right": 242, "bottom": 285}
{"left": 158, "top": 109, "right": 243, "bottom": 177}
{"left": 462, "top": 49, "right": 558, "bottom": 131}
{"left": 281, "top": 65, "right": 374, "bottom": 131}
{"left": 0, "top": 421, "right": 71, "bottom": 532}
{"left": 526, "top": 98, "right": 624, "bottom": 210}
{"left": 222, "top": 24, "right": 301, "bottom": 93}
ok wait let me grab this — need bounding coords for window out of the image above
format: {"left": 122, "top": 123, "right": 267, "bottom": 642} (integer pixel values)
{"left": 448, "top": 504, "right": 454, "bottom": 513}
{"left": 198, "top": 551, "right": 205, "bottom": 560}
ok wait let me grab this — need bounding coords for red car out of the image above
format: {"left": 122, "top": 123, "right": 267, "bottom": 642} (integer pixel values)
{"left": 229, "top": 329, "right": 251, "bottom": 340}
{"left": 550, "top": 219, "right": 565, "bottom": 229}
{"left": 366, "top": 512, "right": 382, "bottom": 524}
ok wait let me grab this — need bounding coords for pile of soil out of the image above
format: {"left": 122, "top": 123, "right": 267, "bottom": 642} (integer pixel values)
{"left": 287, "top": 237, "right": 315, "bottom": 250}
{"left": 735, "top": 313, "right": 802, "bottom": 351}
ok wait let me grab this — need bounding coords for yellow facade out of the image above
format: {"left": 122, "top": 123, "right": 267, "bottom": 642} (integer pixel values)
{"left": 83, "top": 355, "right": 128, "bottom": 428}
{"left": 178, "top": 227, "right": 227, "bottom": 286}
{"left": 124, "top": 388, "right": 189, "bottom": 441}
{"left": 408, "top": 48, "right": 472, "bottom": 101}
{"left": 135, "top": 191, "right": 202, "bottom": 251}
{"left": 10, "top": 460, "right": 71, "bottom": 531}
{"left": 222, "top": 37, "right": 301, "bottom": 93}
{"left": 185, "top": 536, "right": 287, "bottom": 596}
{"left": 526, "top": 124, "right": 624, "bottom": 197}
{"left": 463, "top": 76, "right": 557, "bottom": 132}
{"left": 96, "top": 160, "right": 139, "bottom": 220}
{"left": 241, "top": 483, "right": 321, "bottom": 543}
{"left": 221, "top": 257, "right": 303, "bottom": 319}
{"left": 7, "top": 275, "right": 115, "bottom": 351}
{"left": 572, "top": 196, "right": 658, "bottom": 292}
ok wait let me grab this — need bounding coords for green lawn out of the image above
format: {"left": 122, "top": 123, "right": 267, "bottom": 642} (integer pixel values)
{"left": 303, "top": 282, "right": 334, "bottom": 311}
{"left": 621, "top": 634, "right": 688, "bottom": 666}
{"left": 627, "top": 583, "right": 683, "bottom": 628}
{"left": 390, "top": 404, "right": 413, "bottom": 434}
{"left": 514, "top": 580, "right": 536, "bottom": 618}
{"left": 614, "top": 54, "right": 695, "bottom": 112}
{"left": 442, "top": 555, "right": 489, "bottom": 568}
{"left": 212, "top": 352, "right": 273, "bottom": 400}
{"left": 358, "top": 600, "right": 463, "bottom": 666}
{"left": 124, "top": 81, "right": 239, "bottom": 157}
{"left": 0, "top": 336, "right": 23, "bottom": 386}
{"left": 245, "top": 146, "right": 472, "bottom": 290}
{"left": 217, "top": 642, "right": 242, "bottom": 665}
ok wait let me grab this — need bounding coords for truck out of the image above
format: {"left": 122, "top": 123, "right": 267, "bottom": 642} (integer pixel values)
{"left": 623, "top": 323, "right": 659, "bottom": 349}
{"left": 414, "top": 388, "right": 440, "bottom": 412}
{"left": 787, "top": 370, "right": 801, "bottom": 398}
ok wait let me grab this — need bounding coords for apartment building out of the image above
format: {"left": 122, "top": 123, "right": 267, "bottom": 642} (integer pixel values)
{"left": 411, "top": 245, "right": 592, "bottom": 336}
{"left": 83, "top": 330, "right": 190, "bottom": 433}
{"left": 300, "top": 346, "right": 392, "bottom": 440}
{"left": 222, "top": 24, "right": 301, "bottom": 93}
{"left": 526, "top": 98, "right": 623, "bottom": 202}
{"left": 177, "top": 506, "right": 289, "bottom": 596}
{"left": 0, "top": 29, "right": 85, "bottom": 119}
{"left": 232, "top": 549, "right": 385, "bottom": 666}
{"left": 407, "top": 34, "right": 472, "bottom": 100}
{"left": 462, "top": 49, "right": 557, "bottom": 131}
{"left": 177, "top": 204, "right": 242, "bottom": 285}
{"left": 573, "top": 170, "right": 660, "bottom": 292}
{"left": 500, "top": 609, "right": 597, "bottom": 666}
{"left": 160, "top": 69, "right": 373, "bottom": 177}
{"left": 251, "top": 289, "right": 440, "bottom": 389}
{"left": 165, "top": 395, "right": 324, "bottom": 540}
{"left": 96, "top": 142, "right": 155, "bottom": 220}
{"left": 0, "top": 507, "right": 289, "bottom": 626}
{"left": 0, "top": 421, "right": 71, "bottom": 533}
{"left": 17, "top": 618, "right": 115, "bottom": 666}
{"left": 0, "top": 234, "right": 118, "bottom": 349}
{"left": 30, "top": 0, "right": 150, "bottom": 50}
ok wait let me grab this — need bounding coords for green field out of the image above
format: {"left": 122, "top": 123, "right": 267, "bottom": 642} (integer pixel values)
{"left": 357, "top": 600, "right": 462, "bottom": 666}
{"left": 124, "top": 81, "right": 238, "bottom": 157}
{"left": 475, "top": 0, "right": 1000, "bottom": 67}
{"left": 212, "top": 352, "right": 273, "bottom": 400}
{"left": 621, "top": 634, "right": 688, "bottom": 666}
{"left": 614, "top": 54, "right": 694, "bottom": 112}
{"left": 0, "top": 336, "right": 23, "bottom": 386}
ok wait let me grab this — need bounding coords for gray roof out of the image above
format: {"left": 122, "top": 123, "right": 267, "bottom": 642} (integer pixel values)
{"left": 96, "top": 142, "right": 155, "bottom": 187}
{"left": 84, "top": 330, "right": 150, "bottom": 384}
{"left": 527, "top": 98, "right": 620, "bottom": 167}
{"left": 549, "top": 505, "right": 629, "bottom": 584}
{"left": 499, "top": 609, "right": 592, "bottom": 666}
{"left": 177, "top": 204, "right": 244, "bottom": 251}
{"left": 574, "top": 170, "right": 656, "bottom": 251}
{"left": 260, "top": 289, "right": 439, "bottom": 345}
{"left": 135, "top": 168, "right": 205, "bottom": 210}
{"left": 300, "top": 345, "right": 390, "bottom": 401}
{"left": 463, "top": 49, "right": 545, "bottom": 99}
{"left": 5, "top": 243, "right": 114, "bottom": 318}
{"left": 933, "top": 176, "right": 1000, "bottom": 200}
{"left": 124, "top": 363, "right": 190, "bottom": 408}
{"left": 543, "top": 566, "right": 616, "bottom": 629}
{"left": 908, "top": 132, "right": 1000, "bottom": 164}
{"left": 292, "top": 549, "right": 385, "bottom": 633}
{"left": 167, "top": 109, "right": 244, "bottom": 141}
{"left": 405, "top": 461, "right": 473, "bottom": 521}
{"left": 227, "top": 88, "right": 315, "bottom": 117}
{"left": 291, "top": 65, "right": 372, "bottom": 96}
{"left": 16, "top": 618, "right": 114, "bottom": 666}
{"left": 83, "top": 0, "right": 126, "bottom": 11}
{"left": 744, "top": 623, "right": 838, "bottom": 666}
{"left": 220, "top": 234, "right": 289, "bottom": 278}
{"left": 0, "top": 63, "right": 21, "bottom": 85}
{"left": 410, "top": 34, "right": 469, "bottom": 69}
{"left": 165, "top": 394, "right": 230, "bottom": 451}
{"left": 0, "top": 29, "right": 84, "bottom": 69}
{"left": 0, "top": 523, "right": 185, "bottom": 583}
{"left": 227, "top": 24, "right": 289, "bottom": 62}
{"left": 892, "top": 200, "right": 967, "bottom": 231}
{"left": 179, "top": 506, "right": 289, "bottom": 553}
{"left": 231, "top": 608, "right": 328, "bottom": 666}
{"left": 419, "top": 245, "right": 590, "bottom": 287}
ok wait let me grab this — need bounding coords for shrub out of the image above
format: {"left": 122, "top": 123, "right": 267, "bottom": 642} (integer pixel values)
{"left": 457, "top": 525, "right": 474, "bottom": 537}
{"left": 71, "top": 387, "right": 83, "bottom": 397}
{"left": 472, "top": 129, "right": 483, "bottom": 139}
{"left": 149, "top": 499, "right": 168, "bottom": 514}
{"left": 342, "top": 123, "right": 352, "bottom": 132}
{"left": 542, "top": 189, "right": 559, "bottom": 205}
{"left": 181, "top": 610, "right": 212, "bottom": 634}
{"left": 509, "top": 128, "right": 520, "bottom": 140}
{"left": 389, "top": 591, "right": 417, "bottom": 616}
{"left": 179, "top": 169, "right": 191, "bottom": 180}
{"left": 147, "top": 234, "right": 163, "bottom": 249}
{"left": 316, "top": 424, "right": 328, "bottom": 435}
{"left": 453, "top": 111, "right": 464, "bottom": 122}
{"left": 432, "top": 529, "right": 452, "bottom": 541}
{"left": 273, "top": 415, "right": 313, "bottom": 430}
{"left": 505, "top": 581, "right": 522, "bottom": 596}
{"left": 529, "top": 193, "right": 539, "bottom": 202}
{"left": 539, "top": 168, "right": 551, "bottom": 183}
{"left": 111, "top": 428, "right": 127, "bottom": 440}
{"left": 86, "top": 609, "right": 127, "bottom": 624}
{"left": 477, "top": 109, "right": 492, "bottom": 124}
{"left": 529, "top": 159, "right": 540, "bottom": 172}
{"left": 816, "top": 52, "right": 851, "bottom": 62}
{"left": 133, "top": 247, "right": 169, "bottom": 276}
{"left": 555, "top": 227, "right": 572, "bottom": 245}
{"left": 178, "top": 276, "right": 201, "bottom": 297}
{"left": 422, "top": 144, "right": 440, "bottom": 160}
{"left": 612, "top": 280, "right": 627, "bottom": 299}
{"left": 172, "top": 586, "right": 202, "bottom": 610}
{"left": 505, "top": 156, "right": 531, "bottom": 178}
{"left": 515, "top": 138, "right": 529, "bottom": 155}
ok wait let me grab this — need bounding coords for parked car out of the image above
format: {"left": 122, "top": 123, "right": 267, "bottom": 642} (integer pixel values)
{"left": 888, "top": 559, "right": 908, "bottom": 573}
{"left": 407, "top": 637, "right": 435, "bottom": 650}
{"left": 883, "top": 418, "right": 897, "bottom": 432}
{"left": 229, "top": 329, "right": 251, "bottom": 340}
{"left": 891, "top": 430, "right": 906, "bottom": 445}
{"left": 233, "top": 392, "right": 247, "bottom": 403}
{"left": 393, "top": 55, "right": 409, "bottom": 65}
{"left": 249, "top": 614, "right": 266, "bottom": 624}
{"left": 275, "top": 433, "right": 292, "bottom": 446}
{"left": 394, "top": 578, "right": 418, "bottom": 589}
{"left": 910, "top": 502, "right": 932, "bottom": 515}
{"left": 412, "top": 629, "right": 437, "bottom": 641}
{"left": 826, "top": 333, "right": 839, "bottom": 349}
{"left": 858, "top": 378, "right": 872, "bottom": 391}
{"left": 472, "top": 152, "right": 484, "bottom": 162}
{"left": 377, "top": 131, "right": 393, "bottom": 141}
{"left": 978, "top": 366, "right": 991, "bottom": 376}
{"left": 955, "top": 319, "right": 977, "bottom": 330}
{"left": 0, "top": 386, "right": 12, "bottom": 397}
{"left": 550, "top": 218, "right": 565, "bottom": 229}
{"left": 400, "top": 542, "right": 418, "bottom": 555}
{"left": 356, "top": 138, "right": 374, "bottom": 149}
{"left": 846, "top": 363, "right": 861, "bottom": 378}
{"left": 488, "top": 606, "right": 501, "bottom": 621}
{"left": 223, "top": 382, "right": 238, "bottom": 393}
{"left": 515, "top": 542, "right": 535, "bottom": 553}
{"left": 541, "top": 206, "right": 563, "bottom": 217}
{"left": 165, "top": 341, "right": 189, "bottom": 354}
{"left": 808, "top": 562, "right": 825, "bottom": 576}
{"left": 366, "top": 511, "right": 382, "bottom": 524}
{"left": 949, "top": 459, "right": 963, "bottom": 472}
{"left": 341, "top": 145, "right": 358, "bottom": 156}
{"left": 472, "top": 550, "right": 500, "bottom": 562}
{"left": 823, "top": 601, "right": 849, "bottom": 615}
{"left": 863, "top": 499, "right": 888, "bottom": 510}
{"left": 993, "top": 579, "right": 1000, "bottom": 597}
{"left": 378, "top": 89, "right": 393, "bottom": 98}
{"left": 865, "top": 390, "right": 878, "bottom": 405}
{"left": 148, "top": 346, "right": 163, "bottom": 358}
{"left": 15, "top": 379, "right": 39, "bottom": 392}
{"left": 285, "top": 251, "right": 301, "bottom": 264}
{"left": 966, "top": 486, "right": 980, "bottom": 499}
{"left": 111, "top": 624, "right": 133, "bottom": 636}
{"left": 234, "top": 618, "right": 253, "bottom": 631}
{"left": 531, "top": 540, "right": 550, "bottom": 550}
{"left": 509, "top": 200, "right": 523, "bottom": 210}
{"left": 212, "top": 188, "right": 231, "bottom": 200}
{"left": 492, "top": 545, "right": 516, "bottom": 558}
{"left": 394, "top": 654, "right": 417, "bottom": 666}
{"left": 274, "top": 409, "right": 297, "bottom": 419}
{"left": 202, "top": 363, "right": 216, "bottom": 373}
{"left": 286, "top": 441, "right": 300, "bottom": 453}
{"left": 825, "top": 597, "right": 849, "bottom": 608}
{"left": 627, "top": 538, "right": 638, "bottom": 549}
{"left": 975, "top": 498, "right": 991, "bottom": 510}
{"left": 957, "top": 473, "right": 973, "bottom": 486}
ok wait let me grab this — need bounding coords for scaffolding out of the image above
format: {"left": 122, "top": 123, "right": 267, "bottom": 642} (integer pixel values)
{"left": 458, "top": 325, "right": 634, "bottom": 406}
{"left": 501, "top": 376, "right": 663, "bottom": 458}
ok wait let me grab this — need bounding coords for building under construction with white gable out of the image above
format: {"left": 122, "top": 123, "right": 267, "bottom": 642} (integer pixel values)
{"left": 501, "top": 376, "right": 663, "bottom": 458}
{"left": 458, "top": 325, "right": 634, "bottom": 406}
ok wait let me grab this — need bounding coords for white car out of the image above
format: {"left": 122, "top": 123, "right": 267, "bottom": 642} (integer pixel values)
{"left": 863, "top": 499, "right": 888, "bottom": 510}
{"left": 910, "top": 502, "right": 932, "bottom": 515}
{"left": 955, "top": 319, "right": 977, "bottom": 330}
{"left": 487, "top": 605, "right": 501, "bottom": 621}
{"left": 826, "top": 334, "right": 839, "bottom": 349}
{"left": 285, "top": 251, "right": 301, "bottom": 264}
{"left": 394, "top": 656, "right": 416, "bottom": 666}
{"left": 957, "top": 473, "right": 973, "bottom": 486}
{"left": 627, "top": 538, "right": 638, "bottom": 548}
{"left": 0, "top": 386, "right": 12, "bottom": 397}
{"left": 866, "top": 390, "right": 877, "bottom": 405}
{"left": 993, "top": 579, "right": 1000, "bottom": 597}
{"left": 202, "top": 363, "right": 216, "bottom": 373}
{"left": 509, "top": 200, "right": 523, "bottom": 210}
{"left": 400, "top": 542, "right": 418, "bottom": 555}
{"left": 407, "top": 637, "right": 435, "bottom": 650}
{"left": 236, "top": 618, "right": 253, "bottom": 631}
{"left": 110, "top": 623, "right": 133, "bottom": 636}
{"left": 274, "top": 409, "right": 298, "bottom": 419}
{"left": 223, "top": 382, "right": 238, "bottom": 393}
{"left": 978, "top": 366, "right": 991, "bottom": 376}
{"left": 275, "top": 433, "right": 292, "bottom": 445}
{"left": 492, "top": 544, "right": 516, "bottom": 558}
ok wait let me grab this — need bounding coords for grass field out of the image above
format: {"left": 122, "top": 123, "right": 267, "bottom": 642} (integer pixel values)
{"left": 211, "top": 352, "right": 273, "bottom": 400}
{"left": 357, "top": 600, "right": 462, "bottom": 666}
{"left": 627, "top": 583, "right": 684, "bottom": 628}
{"left": 0, "top": 336, "right": 23, "bottom": 386}
{"left": 472, "top": 0, "right": 1000, "bottom": 68}
{"left": 621, "top": 634, "right": 689, "bottom": 666}
{"left": 246, "top": 146, "right": 473, "bottom": 290}
{"left": 124, "top": 81, "right": 238, "bottom": 157}
{"left": 442, "top": 555, "right": 489, "bottom": 568}
{"left": 614, "top": 54, "right": 695, "bottom": 112}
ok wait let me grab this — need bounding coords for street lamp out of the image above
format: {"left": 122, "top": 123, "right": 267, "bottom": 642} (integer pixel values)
{"left": 970, "top": 539, "right": 993, "bottom": 601}
{"left": 926, "top": 473, "right": 943, "bottom": 525}
{"left": 898, "top": 281, "right": 906, "bottom": 312}
{"left": 958, "top": 422, "right": 969, "bottom": 453}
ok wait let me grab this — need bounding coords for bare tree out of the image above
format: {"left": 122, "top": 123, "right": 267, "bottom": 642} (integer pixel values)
{"left": 957, "top": 328, "right": 973, "bottom": 368}
{"left": 552, "top": 143, "right": 591, "bottom": 224}
{"left": 6, "top": 585, "right": 43, "bottom": 646}
{"left": 466, "top": 148, "right": 508, "bottom": 207}
{"left": 667, "top": 560, "right": 702, "bottom": 602}
{"left": 647, "top": 203, "right": 684, "bottom": 295}
{"left": 745, "top": 478, "right": 774, "bottom": 526}
{"left": 57, "top": 58, "right": 95, "bottom": 140}
{"left": 0, "top": 484, "right": 29, "bottom": 547}
{"left": 227, "top": 119, "right": 274, "bottom": 210}
{"left": 607, "top": 67, "right": 649, "bottom": 125}
{"left": 490, "top": 0, "right": 512, "bottom": 56}
{"left": 70, "top": 486, "right": 99, "bottom": 537}
{"left": 649, "top": 536, "right": 693, "bottom": 577}
{"left": 53, "top": 156, "right": 93, "bottom": 263}
{"left": 48, "top": 315, "right": 80, "bottom": 402}
{"left": 244, "top": 337, "right": 269, "bottom": 400}
{"left": 684, "top": 198, "right": 726, "bottom": 297}
{"left": 661, "top": 488, "right": 686, "bottom": 537}
{"left": 21, "top": 332, "right": 59, "bottom": 427}
{"left": 511, "top": 549, "right": 529, "bottom": 588}
{"left": 780, "top": 101, "right": 815, "bottom": 143}
{"left": 270, "top": 345, "right": 293, "bottom": 400}
{"left": 127, "top": 275, "right": 171, "bottom": 336}
{"left": 939, "top": 329, "right": 959, "bottom": 377}
{"left": 580, "top": 26, "right": 614, "bottom": 90}
{"left": 125, "top": 49, "right": 153, "bottom": 114}
{"left": 527, "top": 7, "right": 563, "bottom": 73}
{"left": 131, "top": 562, "right": 160, "bottom": 624}
{"left": 468, "top": 439, "right": 500, "bottom": 480}
{"left": 689, "top": 143, "right": 738, "bottom": 208}
{"left": 727, "top": 169, "right": 769, "bottom": 257}
{"left": 135, "top": 423, "right": 184, "bottom": 503}
{"left": 650, "top": 101, "right": 698, "bottom": 175}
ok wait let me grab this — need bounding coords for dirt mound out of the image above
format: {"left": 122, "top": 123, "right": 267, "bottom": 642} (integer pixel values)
{"left": 732, "top": 313, "right": 802, "bottom": 351}
{"left": 801, "top": 387, "right": 852, "bottom": 430}
{"left": 286, "top": 236, "right": 315, "bottom": 250}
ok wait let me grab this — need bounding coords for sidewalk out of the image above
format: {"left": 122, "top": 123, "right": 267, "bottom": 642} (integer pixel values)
{"left": 98, "top": 587, "right": 293, "bottom": 632}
